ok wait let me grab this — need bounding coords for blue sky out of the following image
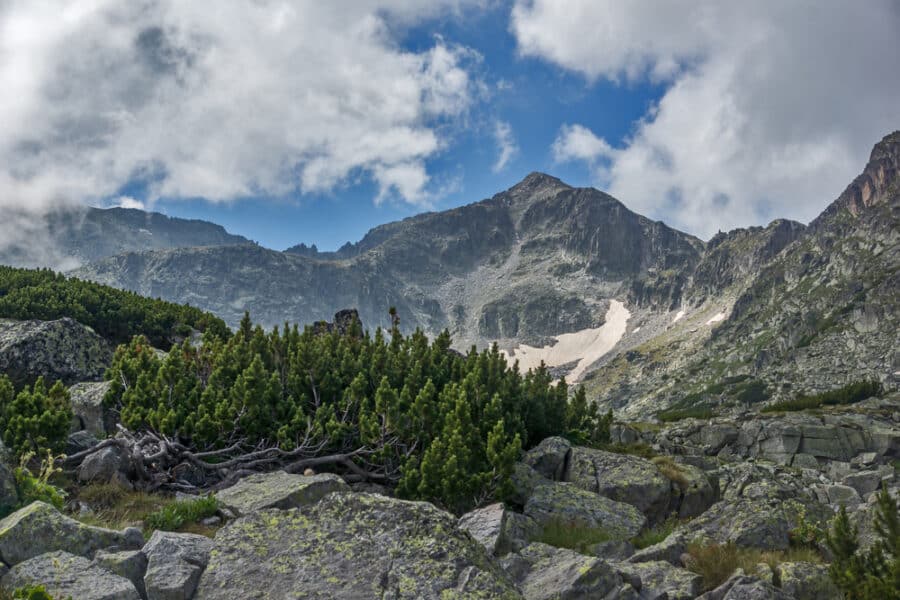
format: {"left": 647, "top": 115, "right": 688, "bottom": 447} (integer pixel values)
{"left": 2, "top": 1, "right": 898, "bottom": 255}
{"left": 149, "top": 5, "right": 664, "bottom": 251}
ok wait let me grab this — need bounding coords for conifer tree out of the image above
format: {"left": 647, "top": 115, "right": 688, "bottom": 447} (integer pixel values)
{"left": 0, "top": 377, "right": 72, "bottom": 458}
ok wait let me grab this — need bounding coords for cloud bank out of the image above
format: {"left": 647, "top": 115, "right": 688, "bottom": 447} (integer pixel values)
{"left": 514, "top": 0, "right": 900, "bottom": 238}
{"left": 0, "top": 0, "right": 484, "bottom": 216}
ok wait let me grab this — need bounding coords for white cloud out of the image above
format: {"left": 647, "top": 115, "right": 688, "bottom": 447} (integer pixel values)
{"left": 492, "top": 120, "right": 518, "bottom": 172}
{"left": 513, "top": 1, "right": 900, "bottom": 238}
{"left": 113, "top": 196, "right": 146, "bottom": 211}
{"left": 552, "top": 124, "right": 613, "bottom": 164}
{"left": 0, "top": 0, "right": 484, "bottom": 217}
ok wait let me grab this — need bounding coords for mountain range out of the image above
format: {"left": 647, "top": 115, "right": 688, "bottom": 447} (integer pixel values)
{"left": 5, "top": 131, "right": 899, "bottom": 414}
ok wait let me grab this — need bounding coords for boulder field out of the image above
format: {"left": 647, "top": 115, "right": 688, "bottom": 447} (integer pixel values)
{"left": 3, "top": 399, "right": 898, "bottom": 599}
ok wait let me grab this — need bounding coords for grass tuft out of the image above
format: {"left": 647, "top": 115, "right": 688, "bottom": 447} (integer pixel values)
{"left": 684, "top": 541, "right": 823, "bottom": 591}
{"left": 651, "top": 455, "right": 689, "bottom": 486}
{"left": 535, "top": 518, "right": 614, "bottom": 554}
{"left": 143, "top": 495, "right": 219, "bottom": 533}
{"left": 632, "top": 516, "right": 681, "bottom": 549}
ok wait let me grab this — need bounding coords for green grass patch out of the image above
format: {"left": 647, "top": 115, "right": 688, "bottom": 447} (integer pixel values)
{"left": 143, "top": 495, "right": 219, "bottom": 533}
{"left": 657, "top": 406, "right": 714, "bottom": 422}
{"left": 535, "top": 518, "right": 614, "bottom": 554}
{"left": 602, "top": 442, "right": 658, "bottom": 459}
{"left": 632, "top": 516, "right": 680, "bottom": 549}
{"left": 74, "top": 489, "right": 171, "bottom": 530}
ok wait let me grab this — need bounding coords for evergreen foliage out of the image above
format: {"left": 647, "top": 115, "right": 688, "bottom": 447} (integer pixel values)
{"left": 762, "top": 380, "right": 883, "bottom": 413}
{"left": 0, "top": 376, "right": 72, "bottom": 459}
{"left": 103, "top": 312, "right": 596, "bottom": 513}
{"left": 0, "top": 266, "right": 229, "bottom": 347}
{"left": 826, "top": 485, "right": 900, "bottom": 599}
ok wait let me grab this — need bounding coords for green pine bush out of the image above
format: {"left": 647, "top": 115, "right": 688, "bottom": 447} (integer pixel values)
{"left": 826, "top": 485, "right": 900, "bottom": 599}
{"left": 103, "top": 312, "right": 595, "bottom": 513}
{"left": 0, "top": 376, "right": 72, "bottom": 459}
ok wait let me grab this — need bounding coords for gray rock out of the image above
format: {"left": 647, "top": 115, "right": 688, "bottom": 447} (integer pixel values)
{"left": 503, "top": 511, "right": 541, "bottom": 554}
{"left": 0, "top": 501, "right": 143, "bottom": 565}
{"left": 565, "top": 447, "right": 671, "bottom": 523}
{"left": 1, "top": 550, "right": 140, "bottom": 600}
{"left": 628, "top": 532, "right": 690, "bottom": 566}
{"left": 525, "top": 481, "right": 646, "bottom": 540}
{"left": 613, "top": 559, "right": 703, "bottom": 600}
{"left": 842, "top": 470, "right": 885, "bottom": 497}
{"left": 510, "top": 462, "right": 549, "bottom": 506}
{"left": 195, "top": 492, "right": 522, "bottom": 599}
{"left": 588, "top": 539, "right": 635, "bottom": 561}
{"left": 214, "top": 470, "right": 349, "bottom": 516}
{"left": 93, "top": 549, "right": 149, "bottom": 600}
{"left": 78, "top": 444, "right": 134, "bottom": 485}
{"left": 0, "top": 317, "right": 111, "bottom": 386}
{"left": 777, "top": 561, "right": 841, "bottom": 600}
{"left": 700, "top": 424, "right": 740, "bottom": 454}
{"left": 851, "top": 451, "right": 878, "bottom": 466}
{"left": 682, "top": 498, "right": 791, "bottom": 550}
{"left": 697, "top": 573, "right": 792, "bottom": 600}
{"left": 503, "top": 542, "right": 624, "bottom": 600}
{"left": 791, "top": 453, "right": 820, "bottom": 469}
{"left": 67, "top": 429, "right": 100, "bottom": 455}
{"left": 524, "top": 436, "right": 571, "bottom": 480}
{"left": 459, "top": 503, "right": 510, "bottom": 556}
{"left": 456, "top": 503, "right": 540, "bottom": 558}
{"left": 0, "top": 444, "right": 18, "bottom": 517}
{"left": 670, "top": 461, "right": 719, "bottom": 518}
{"left": 143, "top": 531, "right": 213, "bottom": 600}
{"left": 69, "top": 380, "right": 115, "bottom": 436}
{"left": 823, "top": 484, "right": 861, "bottom": 507}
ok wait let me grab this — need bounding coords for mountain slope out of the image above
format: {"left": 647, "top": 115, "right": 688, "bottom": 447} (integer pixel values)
{"left": 585, "top": 131, "right": 900, "bottom": 415}
{"left": 74, "top": 174, "right": 703, "bottom": 353}
{"left": 70, "top": 132, "right": 899, "bottom": 412}
{"left": 0, "top": 206, "right": 250, "bottom": 269}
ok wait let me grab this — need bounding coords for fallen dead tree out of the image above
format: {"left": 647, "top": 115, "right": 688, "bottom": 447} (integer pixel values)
{"left": 60, "top": 424, "right": 407, "bottom": 493}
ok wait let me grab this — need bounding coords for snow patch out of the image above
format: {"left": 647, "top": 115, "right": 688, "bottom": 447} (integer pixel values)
{"left": 672, "top": 310, "right": 685, "bottom": 324}
{"left": 502, "top": 300, "right": 630, "bottom": 381}
{"left": 632, "top": 326, "right": 641, "bottom": 334}
{"left": 705, "top": 312, "right": 725, "bottom": 325}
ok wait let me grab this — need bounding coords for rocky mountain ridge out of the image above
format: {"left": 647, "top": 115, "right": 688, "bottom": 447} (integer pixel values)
{"left": 0, "top": 206, "right": 251, "bottom": 270}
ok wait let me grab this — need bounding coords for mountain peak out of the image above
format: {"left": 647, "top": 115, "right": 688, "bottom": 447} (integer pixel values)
{"left": 832, "top": 130, "right": 900, "bottom": 219}
{"left": 510, "top": 172, "right": 570, "bottom": 194}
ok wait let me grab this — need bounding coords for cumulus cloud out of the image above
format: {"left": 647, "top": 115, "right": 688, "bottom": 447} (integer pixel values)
{"left": 0, "top": 0, "right": 484, "bottom": 219}
{"left": 513, "top": 0, "right": 900, "bottom": 238}
{"left": 113, "top": 196, "right": 146, "bottom": 211}
{"left": 552, "top": 124, "right": 613, "bottom": 164}
{"left": 492, "top": 120, "right": 518, "bottom": 172}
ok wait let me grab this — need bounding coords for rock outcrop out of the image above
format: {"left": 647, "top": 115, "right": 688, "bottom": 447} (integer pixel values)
{"left": 213, "top": 470, "right": 349, "bottom": 516}
{"left": 0, "top": 317, "right": 111, "bottom": 386}
{"left": 1, "top": 551, "right": 141, "bottom": 600}
{"left": 0, "top": 501, "right": 143, "bottom": 566}
{"left": 195, "top": 492, "right": 521, "bottom": 599}
{"left": 69, "top": 380, "right": 115, "bottom": 437}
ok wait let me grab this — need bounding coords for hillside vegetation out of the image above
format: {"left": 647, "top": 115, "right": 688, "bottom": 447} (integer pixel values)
{"left": 101, "top": 313, "right": 607, "bottom": 514}
{"left": 0, "top": 266, "right": 229, "bottom": 347}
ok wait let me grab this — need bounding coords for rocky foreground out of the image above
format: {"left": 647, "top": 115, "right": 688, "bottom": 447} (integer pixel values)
{"left": 0, "top": 393, "right": 896, "bottom": 599}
